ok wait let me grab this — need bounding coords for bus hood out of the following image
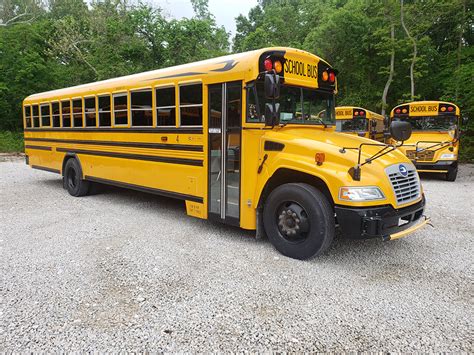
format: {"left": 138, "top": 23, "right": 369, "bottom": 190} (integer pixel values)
{"left": 264, "top": 126, "right": 411, "bottom": 169}
{"left": 401, "top": 131, "right": 457, "bottom": 146}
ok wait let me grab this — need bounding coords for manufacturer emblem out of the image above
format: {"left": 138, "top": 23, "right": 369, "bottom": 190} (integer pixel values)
{"left": 399, "top": 164, "right": 408, "bottom": 177}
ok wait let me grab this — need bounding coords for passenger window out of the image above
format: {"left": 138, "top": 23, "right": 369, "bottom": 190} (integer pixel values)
{"left": 61, "top": 100, "right": 71, "bottom": 128}
{"left": 155, "top": 87, "right": 176, "bottom": 126}
{"left": 32, "top": 105, "right": 40, "bottom": 127}
{"left": 40, "top": 103, "right": 51, "bottom": 127}
{"left": 98, "top": 95, "right": 111, "bottom": 127}
{"left": 85, "top": 97, "right": 96, "bottom": 127}
{"left": 51, "top": 102, "right": 60, "bottom": 127}
{"left": 113, "top": 93, "right": 128, "bottom": 126}
{"left": 131, "top": 90, "right": 152, "bottom": 126}
{"left": 180, "top": 84, "right": 202, "bottom": 126}
{"left": 24, "top": 106, "right": 32, "bottom": 128}
{"left": 72, "top": 98, "right": 83, "bottom": 127}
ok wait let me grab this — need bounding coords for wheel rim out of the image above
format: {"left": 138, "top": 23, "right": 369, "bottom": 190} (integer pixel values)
{"left": 67, "top": 167, "right": 77, "bottom": 190}
{"left": 276, "top": 201, "right": 310, "bottom": 242}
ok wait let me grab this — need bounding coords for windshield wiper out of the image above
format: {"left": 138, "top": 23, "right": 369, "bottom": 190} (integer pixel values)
{"left": 340, "top": 142, "right": 399, "bottom": 181}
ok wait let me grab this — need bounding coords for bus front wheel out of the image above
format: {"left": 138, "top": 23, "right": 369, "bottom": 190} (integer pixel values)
{"left": 263, "top": 183, "right": 334, "bottom": 260}
{"left": 64, "top": 158, "right": 90, "bottom": 197}
{"left": 446, "top": 166, "right": 458, "bottom": 182}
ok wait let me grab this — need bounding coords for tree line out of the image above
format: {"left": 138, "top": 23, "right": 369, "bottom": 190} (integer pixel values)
{"left": 0, "top": 0, "right": 472, "bottom": 159}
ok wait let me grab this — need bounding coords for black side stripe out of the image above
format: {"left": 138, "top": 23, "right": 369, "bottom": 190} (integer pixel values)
{"left": 32, "top": 165, "right": 60, "bottom": 174}
{"left": 25, "top": 145, "right": 52, "bottom": 151}
{"left": 24, "top": 127, "right": 203, "bottom": 134}
{"left": 56, "top": 148, "right": 203, "bottom": 166}
{"left": 85, "top": 175, "right": 203, "bottom": 203}
{"left": 24, "top": 138, "right": 203, "bottom": 152}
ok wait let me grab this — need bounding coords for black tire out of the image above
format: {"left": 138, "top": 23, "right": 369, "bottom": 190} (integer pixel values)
{"left": 446, "top": 167, "right": 458, "bottom": 182}
{"left": 63, "top": 158, "right": 90, "bottom": 197}
{"left": 263, "top": 183, "right": 335, "bottom": 260}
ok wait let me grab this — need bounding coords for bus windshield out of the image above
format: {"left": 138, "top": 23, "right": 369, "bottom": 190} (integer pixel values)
{"left": 248, "top": 82, "right": 335, "bottom": 126}
{"left": 336, "top": 118, "right": 367, "bottom": 132}
{"left": 394, "top": 116, "right": 458, "bottom": 131}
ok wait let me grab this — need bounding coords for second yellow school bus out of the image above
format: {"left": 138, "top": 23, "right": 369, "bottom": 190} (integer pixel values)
{"left": 23, "top": 47, "right": 430, "bottom": 259}
{"left": 390, "top": 101, "right": 462, "bottom": 181}
{"left": 335, "top": 106, "right": 385, "bottom": 141}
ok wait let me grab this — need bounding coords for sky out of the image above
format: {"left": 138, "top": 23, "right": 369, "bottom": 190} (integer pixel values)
{"left": 155, "top": 0, "right": 258, "bottom": 36}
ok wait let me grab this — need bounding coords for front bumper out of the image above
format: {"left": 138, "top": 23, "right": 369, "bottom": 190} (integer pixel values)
{"left": 335, "top": 196, "right": 426, "bottom": 240}
{"left": 414, "top": 160, "right": 457, "bottom": 172}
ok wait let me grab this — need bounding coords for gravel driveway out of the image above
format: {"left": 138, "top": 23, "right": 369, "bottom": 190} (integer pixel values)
{"left": 1, "top": 158, "right": 473, "bottom": 352}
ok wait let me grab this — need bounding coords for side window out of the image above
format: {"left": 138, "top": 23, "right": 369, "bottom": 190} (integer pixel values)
{"left": 32, "top": 105, "right": 40, "bottom": 127}
{"left": 61, "top": 100, "right": 71, "bottom": 127}
{"left": 98, "top": 95, "right": 111, "bottom": 127}
{"left": 24, "top": 105, "right": 32, "bottom": 128}
{"left": 51, "top": 102, "right": 60, "bottom": 127}
{"left": 155, "top": 87, "right": 175, "bottom": 126}
{"left": 40, "top": 103, "right": 51, "bottom": 127}
{"left": 85, "top": 97, "right": 96, "bottom": 127}
{"left": 113, "top": 93, "right": 128, "bottom": 126}
{"left": 246, "top": 81, "right": 265, "bottom": 123}
{"left": 72, "top": 98, "right": 83, "bottom": 127}
{"left": 180, "top": 84, "right": 202, "bottom": 126}
{"left": 131, "top": 89, "right": 152, "bottom": 126}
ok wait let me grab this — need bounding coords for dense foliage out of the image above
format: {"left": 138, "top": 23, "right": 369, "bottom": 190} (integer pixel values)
{"left": 0, "top": 0, "right": 472, "bottom": 159}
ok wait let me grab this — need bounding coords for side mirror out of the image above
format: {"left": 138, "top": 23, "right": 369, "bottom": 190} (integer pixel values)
{"left": 390, "top": 121, "right": 412, "bottom": 142}
{"left": 264, "top": 73, "right": 280, "bottom": 99}
{"left": 265, "top": 102, "right": 280, "bottom": 126}
{"left": 462, "top": 116, "right": 469, "bottom": 125}
{"left": 383, "top": 116, "right": 390, "bottom": 128}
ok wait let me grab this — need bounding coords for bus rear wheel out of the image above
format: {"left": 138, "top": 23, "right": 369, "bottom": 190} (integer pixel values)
{"left": 263, "top": 183, "right": 334, "bottom": 260}
{"left": 446, "top": 166, "right": 458, "bottom": 182}
{"left": 64, "top": 158, "right": 90, "bottom": 197}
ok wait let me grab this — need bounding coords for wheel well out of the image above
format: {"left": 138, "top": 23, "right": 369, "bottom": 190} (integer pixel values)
{"left": 258, "top": 168, "right": 334, "bottom": 209}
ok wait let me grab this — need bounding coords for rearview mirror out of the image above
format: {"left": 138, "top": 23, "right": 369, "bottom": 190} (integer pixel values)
{"left": 462, "top": 115, "right": 469, "bottom": 125}
{"left": 390, "top": 121, "right": 412, "bottom": 142}
{"left": 265, "top": 103, "right": 280, "bottom": 126}
{"left": 264, "top": 73, "right": 280, "bottom": 99}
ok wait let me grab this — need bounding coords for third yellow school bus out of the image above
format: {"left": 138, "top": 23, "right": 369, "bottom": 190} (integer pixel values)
{"left": 335, "top": 106, "right": 385, "bottom": 141}
{"left": 390, "top": 101, "right": 461, "bottom": 181}
{"left": 23, "top": 47, "right": 429, "bottom": 259}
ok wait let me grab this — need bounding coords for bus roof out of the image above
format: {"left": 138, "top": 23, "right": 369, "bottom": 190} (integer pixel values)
{"left": 390, "top": 101, "right": 460, "bottom": 116}
{"left": 335, "top": 106, "right": 384, "bottom": 120}
{"left": 24, "top": 47, "right": 332, "bottom": 103}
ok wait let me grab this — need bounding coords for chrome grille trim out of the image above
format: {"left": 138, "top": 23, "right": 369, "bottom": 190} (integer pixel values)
{"left": 385, "top": 164, "right": 421, "bottom": 206}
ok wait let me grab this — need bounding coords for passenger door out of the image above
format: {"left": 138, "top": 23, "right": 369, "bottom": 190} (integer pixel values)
{"left": 208, "top": 82, "right": 242, "bottom": 225}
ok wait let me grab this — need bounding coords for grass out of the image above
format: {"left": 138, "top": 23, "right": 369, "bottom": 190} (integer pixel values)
{"left": 0, "top": 131, "right": 24, "bottom": 153}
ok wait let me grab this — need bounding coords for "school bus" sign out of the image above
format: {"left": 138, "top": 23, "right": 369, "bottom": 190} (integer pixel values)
{"left": 283, "top": 53, "right": 319, "bottom": 88}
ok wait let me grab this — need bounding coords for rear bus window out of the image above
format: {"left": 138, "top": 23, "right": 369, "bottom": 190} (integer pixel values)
{"left": 61, "top": 100, "right": 71, "bottom": 127}
{"left": 131, "top": 89, "right": 153, "bottom": 126}
{"left": 98, "top": 95, "right": 111, "bottom": 127}
{"left": 113, "top": 93, "right": 128, "bottom": 126}
{"left": 24, "top": 106, "right": 32, "bottom": 128}
{"left": 156, "top": 86, "right": 176, "bottom": 126}
{"left": 72, "top": 98, "right": 83, "bottom": 127}
{"left": 40, "top": 103, "right": 51, "bottom": 127}
{"left": 179, "top": 84, "right": 202, "bottom": 126}
{"left": 32, "top": 105, "right": 40, "bottom": 127}
{"left": 51, "top": 102, "right": 60, "bottom": 127}
{"left": 85, "top": 97, "right": 96, "bottom": 127}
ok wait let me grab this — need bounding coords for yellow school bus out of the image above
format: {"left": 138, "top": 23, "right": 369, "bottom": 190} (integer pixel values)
{"left": 390, "top": 101, "right": 461, "bottom": 181}
{"left": 335, "top": 106, "right": 385, "bottom": 141}
{"left": 23, "top": 47, "right": 429, "bottom": 259}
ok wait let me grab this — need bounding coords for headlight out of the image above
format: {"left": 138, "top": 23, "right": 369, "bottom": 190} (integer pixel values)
{"left": 339, "top": 186, "right": 385, "bottom": 201}
{"left": 440, "top": 153, "right": 457, "bottom": 159}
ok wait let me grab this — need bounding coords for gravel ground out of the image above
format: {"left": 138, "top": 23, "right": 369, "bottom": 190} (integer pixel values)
{"left": 1, "top": 158, "right": 473, "bottom": 352}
